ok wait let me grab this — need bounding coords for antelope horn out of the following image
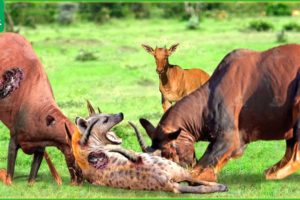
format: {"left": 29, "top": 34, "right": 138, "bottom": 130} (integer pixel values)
{"left": 80, "top": 118, "right": 99, "bottom": 145}
{"left": 86, "top": 100, "right": 96, "bottom": 116}
{"left": 128, "top": 121, "right": 149, "bottom": 152}
{"left": 97, "top": 107, "right": 102, "bottom": 113}
{"left": 64, "top": 123, "right": 72, "bottom": 141}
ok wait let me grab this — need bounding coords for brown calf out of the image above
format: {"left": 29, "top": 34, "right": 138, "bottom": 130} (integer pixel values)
{"left": 132, "top": 44, "right": 300, "bottom": 182}
{"left": 142, "top": 44, "right": 210, "bottom": 112}
{"left": 0, "top": 33, "right": 82, "bottom": 185}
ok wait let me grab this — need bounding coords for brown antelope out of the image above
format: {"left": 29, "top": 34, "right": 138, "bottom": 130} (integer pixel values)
{"left": 65, "top": 101, "right": 227, "bottom": 194}
{"left": 142, "top": 44, "right": 210, "bottom": 112}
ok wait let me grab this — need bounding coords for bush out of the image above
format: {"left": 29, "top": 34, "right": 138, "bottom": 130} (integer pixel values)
{"left": 283, "top": 22, "right": 300, "bottom": 31}
{"left": 75, "top": 49, "right": 98, "bottom": 62}
{"left": 58, "top": 3, "right": 78, "bottom": 25}
{"left": 5, "top": 3, "right": 57, "bottom": 27}
{"left": 248, "top": 20, "right": 274, "bottom": 32}
{"left": 276, "top": 30, "right": 288, "bottom": 43}
{"left": 186, "top": 15, "right": 199, "bottom": 30}
{"left": 266, "top": 3, "right": 291, "bottom": 16}
{"left": 131, "top": 3, "right": 151, "bottom": 19}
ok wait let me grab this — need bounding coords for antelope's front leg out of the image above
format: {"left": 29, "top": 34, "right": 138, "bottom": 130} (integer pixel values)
{"left": 161, "top": 94, "right": 172, "bottom": 112}
{"left": 192, "top": 130, "right": 242, "bottom": 182}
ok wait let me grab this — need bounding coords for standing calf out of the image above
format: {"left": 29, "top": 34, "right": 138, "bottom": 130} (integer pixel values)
{"left": 142, "top": 44, "right": 210, "bottom": 112}
{"left": 0, "top": 33, "right": 82, "bottom": 185}
{"left": 66, "top": 101, "right": 227, "bottom": 194}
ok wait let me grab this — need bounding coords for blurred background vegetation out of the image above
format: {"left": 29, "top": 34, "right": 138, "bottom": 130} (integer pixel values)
{"left": 4, "top": 2, "right": 300, "bottom": 30}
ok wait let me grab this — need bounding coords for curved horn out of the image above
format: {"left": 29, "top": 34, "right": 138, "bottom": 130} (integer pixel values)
{"left": 128, "top": 121, "right": 150, "bottom": 152}
{"left": 86, "top": 100, "right": 96, "bottom": 116}
{"left": 79, "top": 118, "right": 99, "bottom": 145}
{"left": 64, "top": 123, "right": 72, "bottom": 141}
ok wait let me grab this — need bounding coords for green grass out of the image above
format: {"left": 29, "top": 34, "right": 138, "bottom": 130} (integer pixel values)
{"left": 1, "top": 16, "right": 300, "bottom": 198}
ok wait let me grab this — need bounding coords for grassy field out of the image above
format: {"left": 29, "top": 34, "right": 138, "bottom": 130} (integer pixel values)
{"left": 0, "top": 16, "right": 300, "bottom": 198}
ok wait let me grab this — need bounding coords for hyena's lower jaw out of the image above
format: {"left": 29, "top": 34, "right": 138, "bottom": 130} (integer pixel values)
{"left": 88, "top": 151, "right": 109, "bottom": 169}
{"left": 105, "top": 131, "right": 122, "bottom": 144}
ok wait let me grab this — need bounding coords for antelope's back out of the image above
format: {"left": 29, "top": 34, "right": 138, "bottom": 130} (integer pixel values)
{"left": 0, "top": 33, "right": 55, "bottom": 127}
{"left": 208, "top": 44, "right": 300, "bottom": 141}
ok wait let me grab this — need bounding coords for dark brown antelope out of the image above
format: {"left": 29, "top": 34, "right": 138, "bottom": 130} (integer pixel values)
{"left": 142, "top": 43, "right": 210, "bottom": 112}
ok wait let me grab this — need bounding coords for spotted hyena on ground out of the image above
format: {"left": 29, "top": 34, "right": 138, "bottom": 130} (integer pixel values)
{"left": 65, "top": 101, "right": 227, "bottom": 194}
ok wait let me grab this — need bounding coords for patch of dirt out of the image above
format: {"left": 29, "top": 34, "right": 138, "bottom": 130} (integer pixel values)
{"left": 43, "top": 37, "right": 103, "bottom": 46}
{"left": 118, "top": 45, "right": 138, "bottom": 53}
{"left": 58, "top": 100, "right": 83, "bottom": 108}
{"left": 137, "top": 78, "right": 155, "bottom": 86}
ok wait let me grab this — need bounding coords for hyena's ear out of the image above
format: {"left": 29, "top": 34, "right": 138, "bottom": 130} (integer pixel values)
{"left": 141, "top": 44, "right": 154, "bottom": 55}
{"left": 75, "top": 117, "right": 87, "bottom": 135}
{"left": 168, "top": 43, "right": 179, "bottom": 56}
{"left": 86, "top": 100, "right": 96, "bottom": 116}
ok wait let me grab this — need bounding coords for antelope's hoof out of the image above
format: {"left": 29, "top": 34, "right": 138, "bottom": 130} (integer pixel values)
{"left": 192, "top": 167, "right": 217, "bottom": 182}
{"left": 28, "top": 180, "right": 35, "bottom": 186}
{"left": 0, "top": 169, "right": 7, "bottom": 182}
{"left": 5, "top": 176, "right": 12, "bottom": 186}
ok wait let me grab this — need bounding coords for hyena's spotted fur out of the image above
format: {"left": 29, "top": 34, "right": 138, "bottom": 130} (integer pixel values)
{"left": 68, "top": 102, "right": 227, "bottom": 194}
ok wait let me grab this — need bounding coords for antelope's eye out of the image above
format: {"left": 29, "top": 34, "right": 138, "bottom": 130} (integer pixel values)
{"left": 103, "top": 117, "right": 108, "bottom": 123}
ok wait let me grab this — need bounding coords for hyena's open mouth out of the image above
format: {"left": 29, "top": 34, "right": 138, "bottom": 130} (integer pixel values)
{"left": 88, "top": 151, "right": 109, "bottom": 169}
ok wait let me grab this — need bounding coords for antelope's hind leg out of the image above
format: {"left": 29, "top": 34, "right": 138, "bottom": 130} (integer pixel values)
{"left": 265, "top": 130, "right": 300, "bottom": 180}
{"left": 265, "top": 80, "right": 300, "bottom": 180}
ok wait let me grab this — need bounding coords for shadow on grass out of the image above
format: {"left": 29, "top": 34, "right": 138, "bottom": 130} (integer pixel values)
{"left": 219, "top": 172, "right": 300, "bottom": 185}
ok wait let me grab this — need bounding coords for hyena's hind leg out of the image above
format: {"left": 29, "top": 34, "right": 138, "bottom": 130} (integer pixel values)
{"left": 172, "top": 182, "right": 227, "bottom": 194}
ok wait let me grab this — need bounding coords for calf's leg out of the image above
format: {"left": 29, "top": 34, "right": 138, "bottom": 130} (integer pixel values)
{"left": 162, "top": 95, "right": 172, "bottom": 112}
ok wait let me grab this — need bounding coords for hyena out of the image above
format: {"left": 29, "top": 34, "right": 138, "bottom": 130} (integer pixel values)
{"left": 64, "top": 101, "right": 227, "bottom": 194}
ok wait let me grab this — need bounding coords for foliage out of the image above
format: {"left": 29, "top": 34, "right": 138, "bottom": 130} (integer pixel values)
{"left": 5, "top": 3, "right": 57, "bottom": 27}
{"left": 276, "top": 30, "right": 288, "bottom": 43}
{"left": 266, "top": 3, "right": 292, "bottom": 16}
{"left": 248, "top": 20, "right": 274, "bottom": 32}
{"left": 58, "top": 3, "right": 78, "bottom": 25}
{"left": 186, "top": 15, "right": 199, "bottom": 30}
{"left": 75, "top": 49, "right": 98, "bottom": 62}
{"left": 283, "top": 22, "right": 300, "bottom": 31}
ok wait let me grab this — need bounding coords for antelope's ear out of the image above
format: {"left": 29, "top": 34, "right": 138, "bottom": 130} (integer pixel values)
{"left": 75, "top": 117, "right": 87, "bottom": 135}
{"left": 167, "top": 128, "right": 181, "bottom": 140}
{"left": 168, "top": 43, "right": 179, "bottom": 56}
{"left": 86, "top": 100, "right": 96, "bottom": 116}
{"left": 141, "top": 44, "right": 154, "bottom": 55}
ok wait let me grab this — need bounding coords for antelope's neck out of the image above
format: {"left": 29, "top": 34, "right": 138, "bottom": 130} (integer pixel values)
{"left": 161, "top": 85, "right": 210, "bottom": 141}
{"left": 159, "top": 65, "right": 180, "bottom": 87}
